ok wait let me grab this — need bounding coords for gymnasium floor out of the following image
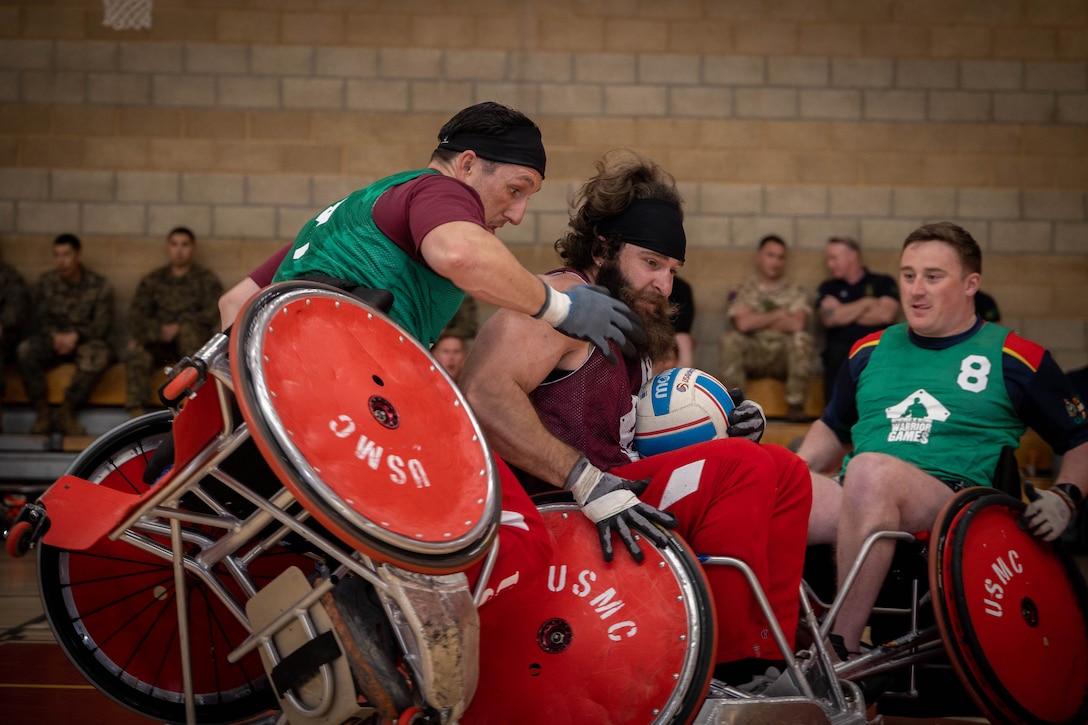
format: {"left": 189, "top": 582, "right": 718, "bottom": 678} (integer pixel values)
{"left": 0, "top": 548, "right": 151, "bottom": 724}
{"left": 3, "top": 547, "right": 1035, "bottom": 725}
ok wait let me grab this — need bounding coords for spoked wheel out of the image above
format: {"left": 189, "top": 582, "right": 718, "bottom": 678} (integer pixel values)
{"left": 37, "top": 411, "right": 305, "bottom": 724}
{"left": 931, "top": 487, "right": 1088, "bottom": 725}
{"left": 462, "top": 494, "right": 716, "bottom": 725}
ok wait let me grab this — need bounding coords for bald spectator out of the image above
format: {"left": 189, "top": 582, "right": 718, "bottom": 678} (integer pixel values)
{"left": 815, "top": 236, "right": 899, "bottom": 402}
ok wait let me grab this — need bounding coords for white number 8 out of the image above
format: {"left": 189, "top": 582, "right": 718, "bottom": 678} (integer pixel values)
{"left": 957, "top": 354, "right": 990, "bottom": 393}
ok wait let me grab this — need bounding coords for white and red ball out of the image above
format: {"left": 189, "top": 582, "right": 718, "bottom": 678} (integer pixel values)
{"left": 634, "top": 367, "right": 735, "bottom": 457}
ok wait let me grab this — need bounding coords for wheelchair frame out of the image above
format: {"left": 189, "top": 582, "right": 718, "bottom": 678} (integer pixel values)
{"left": 14, "top": 283, "right": 1081, "bottom": 725}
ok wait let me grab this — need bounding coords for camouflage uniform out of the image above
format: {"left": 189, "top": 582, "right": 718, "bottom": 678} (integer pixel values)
{"left": 0, "top": 262, "right": 29, "bottom": 425}
{"left": 17, "top": 266, "right": 114, "bottom": 422}
{"left": 719, "top": 274, "right": 815, "bottom": 407}
{"left": 124, "top": 263, "right": 222, "bottom": 410}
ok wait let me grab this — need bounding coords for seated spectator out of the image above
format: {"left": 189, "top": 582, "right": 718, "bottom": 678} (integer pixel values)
{"left": 719, "top": 234, "right": 815, "bottom": 422}
{"left": 0, "top": 253, "right": 29, "bottom": 433}
{"left": 428, "top": 295, "right": 479, "bottom": 384}
{"left": 815, "top": 236, "right": 899, "bottom": 403}
{"left": 17, "top": 234, "right": 114, "bottom": 436}
{"left": 432, "top": 332, "right": 468, "bottom": 383}
{"left": 668, "top": 274, "right": 696, "bottom": 369}
{"left": 124, "top": 227, "right": 223, "bottom": 417}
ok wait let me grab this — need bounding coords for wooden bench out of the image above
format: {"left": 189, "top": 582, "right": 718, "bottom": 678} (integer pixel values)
{"left": 3, "top": 362, "right": 170, "bottom": 407}
{"left": 742, "top": 377, "right": 825, "bottom": 420}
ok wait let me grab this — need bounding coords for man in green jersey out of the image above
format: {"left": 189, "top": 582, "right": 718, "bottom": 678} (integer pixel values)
{"left": 219, "top": 102, "right": 642, "bottom": 360}
{"left": 797, "top": 221, "right": 1088, "bottom": 660}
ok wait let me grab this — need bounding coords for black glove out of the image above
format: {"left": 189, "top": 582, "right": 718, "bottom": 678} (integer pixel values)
{"left": 535, "top": 284, "right": 645, "bottom": 364}
{"left": 726, "top": 388, "right": 766, "bottom": 443}
{"left": 565, "top": 456, "right": 678, "bottom": 563}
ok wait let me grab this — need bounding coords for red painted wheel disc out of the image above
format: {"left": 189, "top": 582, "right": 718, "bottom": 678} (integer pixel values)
{"left": 463, "top": 498, "right": 714, "bottom": 725}
{"left": 232, "top": 283, "right": 499, "bottom": 573}
{"left": 932, "top": 489, "right": 1088, "bottom": 725}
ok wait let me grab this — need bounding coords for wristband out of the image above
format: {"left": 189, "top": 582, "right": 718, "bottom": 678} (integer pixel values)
{"left": 1055, "top": 482, "right": 1083, "bottom": 513}
{"left": 564, "top": 456, "right": 595, "bottom": 505}
{"left": 531, "top": 281, "right": 571, "bottom": 326}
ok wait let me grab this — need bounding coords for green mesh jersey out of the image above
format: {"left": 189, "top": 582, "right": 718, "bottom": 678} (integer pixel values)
{"left": 846, "top": 322, "right": 1024, "bottom": 487}
{"left": 273, "top": 169, "right": 465, "bottom": 346}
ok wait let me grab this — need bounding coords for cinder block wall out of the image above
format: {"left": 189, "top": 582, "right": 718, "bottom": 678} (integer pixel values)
{"left": 1, "top": 0, "right": 1086, "bottom": 374}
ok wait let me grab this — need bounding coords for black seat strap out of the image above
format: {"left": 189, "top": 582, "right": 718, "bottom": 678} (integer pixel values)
{"left": 270, "top": 629, "right": 342, "bottom": 697}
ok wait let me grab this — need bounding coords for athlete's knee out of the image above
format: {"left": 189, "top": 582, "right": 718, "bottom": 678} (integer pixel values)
{"left": 764, "top": 444, "right": 814, "bottom": 511}
{"left": 704, "top": 437, "right": 773, "bottom": 476}
{"left": 721, "top": 437, "right": 762, "bottom": 455}
{"left": 762, "top": 443, "right": 809, "bottom": 479}
{"left": 841, "top": 452, "right": 903, "bottom": 507}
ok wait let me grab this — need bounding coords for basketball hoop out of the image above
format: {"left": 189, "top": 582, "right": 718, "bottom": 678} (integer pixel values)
{"left": 102, "top": 0, "right": 153, "bottom": 31}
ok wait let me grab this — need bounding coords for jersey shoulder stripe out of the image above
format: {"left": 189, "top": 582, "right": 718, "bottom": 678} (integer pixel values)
{"left": 1001, "top": 329, "right": 1045, "bottom": 372}
{"left": 849, "top": 329, "right": 885, "bottom": 358}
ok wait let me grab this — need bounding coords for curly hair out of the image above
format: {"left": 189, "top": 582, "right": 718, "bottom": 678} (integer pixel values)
{"left": 555, "top": 149, "right": 683, "bottom": 270}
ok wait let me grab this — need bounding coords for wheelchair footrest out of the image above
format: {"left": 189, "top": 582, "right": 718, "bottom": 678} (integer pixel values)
{"left": 246, "top": 566, "right": 370, "bottom": 725}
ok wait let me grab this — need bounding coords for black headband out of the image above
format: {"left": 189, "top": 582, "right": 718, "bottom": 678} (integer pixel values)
{"left": 438, "top": 126, "right": 546, "bottom": 178}
{"left": 597, "top": 198, "right": 686, "bottom": 263}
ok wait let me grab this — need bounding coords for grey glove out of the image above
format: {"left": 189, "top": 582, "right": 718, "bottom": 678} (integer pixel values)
{"left": 1022, "top": 482, "right": 1076, "bottom": 542}
{"left": 565, "top": 456, "right": 678, "bottom": 563}
{"left": 535, "top": 283, "right": 645, "bottom": 364}
{"left": 726, "top": 388, "right": 766, "bottom": 443}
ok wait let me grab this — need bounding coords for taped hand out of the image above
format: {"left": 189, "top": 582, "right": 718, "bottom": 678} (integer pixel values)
{"left": 535, "top": 284, "right": 645, "bottom": 364}
{"left": 1021, "top": 482, "right": 1075, "bottom": 542}
{"left": 726, "top": 388, "right": 766, "bottom": 443}
{"left": 565, "top": 456, "right": 678, "bottom": 563}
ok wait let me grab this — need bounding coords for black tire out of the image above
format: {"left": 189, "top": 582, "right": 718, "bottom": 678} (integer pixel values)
{"left": 37, "top": 412, "right": 282, "bottom": 724}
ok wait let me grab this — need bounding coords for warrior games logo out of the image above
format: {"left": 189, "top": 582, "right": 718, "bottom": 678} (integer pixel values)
{"left": 885, "top": 389, "right": 951, "bottom": 444}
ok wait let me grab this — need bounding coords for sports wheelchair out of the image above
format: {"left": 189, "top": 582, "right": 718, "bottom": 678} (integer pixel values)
{"left": 803, "top": 481, "right": 1088, "bottom": 724}
{"left": 5, "top": 282, "right": 1083, "bottom": 725}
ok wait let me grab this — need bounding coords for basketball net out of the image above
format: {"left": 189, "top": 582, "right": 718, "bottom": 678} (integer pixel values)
{"left": 102, "top": 0, "right": 153, "bottom": 31}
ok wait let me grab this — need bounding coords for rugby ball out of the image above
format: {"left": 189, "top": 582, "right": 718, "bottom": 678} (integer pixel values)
{"left": 634, "top": 367, "right": 735, "bottom": 457}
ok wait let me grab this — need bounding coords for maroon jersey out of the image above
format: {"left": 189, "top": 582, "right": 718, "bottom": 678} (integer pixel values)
{"left": 529, "top": 268, "right": 652, "bottom": 471}
{"left": 248, "top": 174, "right": 484, "bottom": 287}
{"left": 525, "top": 268, "right": 812, "bottom": 666}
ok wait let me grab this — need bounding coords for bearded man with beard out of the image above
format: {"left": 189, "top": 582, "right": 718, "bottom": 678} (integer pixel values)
{"left": 460, "top": 150, "right": 816, "bottom": 684}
